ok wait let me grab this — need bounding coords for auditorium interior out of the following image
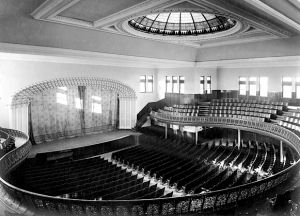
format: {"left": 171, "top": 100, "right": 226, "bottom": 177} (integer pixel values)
{"left": 1, "top": 0, "right": 300, "bottom": 215}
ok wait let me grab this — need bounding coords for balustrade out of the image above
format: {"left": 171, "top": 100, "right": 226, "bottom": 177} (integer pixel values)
{"left": 0, "top": 111, "right": 299, "bottom": 215}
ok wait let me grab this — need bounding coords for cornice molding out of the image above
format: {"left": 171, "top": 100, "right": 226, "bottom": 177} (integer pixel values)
{"left": 1, "top": 43, "right": 298, "bottom": 69}
{"left": 0, "top": 43, "right": 195, "bottom": 68}
{"left": 195, "top": 55, "right": 300, "bottom": 68}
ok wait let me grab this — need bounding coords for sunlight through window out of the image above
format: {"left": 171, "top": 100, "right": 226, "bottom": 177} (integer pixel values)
{"left": 92, "top": 96, "right": 102, "bottom": 114}
{"left": 57, "top": 93, "right": 67, "bottom": 105}
{"left": 75, "top": 98, "right": 82, "bottom": 109}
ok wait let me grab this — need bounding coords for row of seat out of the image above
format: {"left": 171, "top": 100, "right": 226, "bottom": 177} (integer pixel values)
{"left": 173, "top": 104, "right": 210, "bottom": 109}
{"left": 209, "top": 110, "right": 271, "bottom": 119}
{"left": 210, "top": 105, "right": 277, "bottom": 115}
{"left": 211, "top": 99, "right": 288, "bottom": 106}
{"left": 14, "top": 155, "right": 166, "bottom": 200}
{"left": 210, "top": 103, "right": 283, "bottom": 111}
{"left": 208, "top": 113, "right": 265, "bottom": 122}
{"left": 158, "top": 109, "right": 208, "bottom": 116}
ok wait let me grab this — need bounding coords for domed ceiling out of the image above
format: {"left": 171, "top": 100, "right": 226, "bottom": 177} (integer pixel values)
{"left": 31, "top": 0, "right": 300, "bottom": 48}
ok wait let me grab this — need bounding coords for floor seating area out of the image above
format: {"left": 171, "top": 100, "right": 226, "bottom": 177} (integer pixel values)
{"left": 12, "top": 156, "right": 166, "bottom": 200}
{"left": 11, "top": 128, "right": 298, "bottom": 200}
{"left": 114, "top": 129, "right": 291, "bottom": 195}
{"left": 209, "top": 98, "right": 287, "bottom": 122}
{"left": 159, "top": 103, "right": 210, "bottom": 116}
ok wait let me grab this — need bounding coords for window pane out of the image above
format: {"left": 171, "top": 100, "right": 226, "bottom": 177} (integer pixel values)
{"left": 147, "top": 76, "right": 153, "bottom": 92}
{"left": 283, "top": 85, "right": 292, "bottom": 98}
{"left": 239, "top": 77, "right": 246, "bottom": 81}
{"left": 249, "top": 84, "right": 256, "bottom": 96}
{"left": 166, "top": 76, "right": 172, "bottom": 92}
{"left": 173, "top": 76, "right": 179, "bottom": 93}
{"left": 296, "top": 77, "right": 300, "bottom": 82}
{"left": 249, "top": 77, "right": 257, "bottom": 81}
{"left": 260, "top": 77, "right": 268, "bottom": 97}
{"left": 140, "top": 75, "right": 146, "bottom": 92}
{"left": 297, "top": 86, "right": 300, "bottom": 99}
{"left": 283, "top": 77, "right": 292, "bottom": 82}
{"left": 200, "top": 76, "right": 204, "bottom": 94}
{"left": 239, "top": 84, "right": 246, "bottom": 95}
{"left": 179, "top": 76, "right": 184, "bottom": 93}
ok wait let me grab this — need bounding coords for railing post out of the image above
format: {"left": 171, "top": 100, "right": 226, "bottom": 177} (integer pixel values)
{"left": 280, "top": 141, "right": 283, "bottom": 163}
{"left": 165, "top": 124, "right": 168, "bottom": 139}
{"left": 238, "top": 129, "right": 241, "bottom": 150}
{"left": 195, "top": 126, "right": 198, "bottom": 145}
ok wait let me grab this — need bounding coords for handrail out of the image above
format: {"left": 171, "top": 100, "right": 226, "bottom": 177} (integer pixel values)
{"left": 0, "top": 130, "right": 10, "bottom": 148}
{"left": 0, "top": 112, "right": 300, "bottom": 215}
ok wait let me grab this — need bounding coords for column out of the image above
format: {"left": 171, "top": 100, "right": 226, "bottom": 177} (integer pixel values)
{"left": 195, "top": 126, "right": 198, "bottom": 145}
{"left": 280, "top": 141, "right": 283, "bottom": 163}
{"left": 165, "top": 124, "right": 168, "bottom": 139}
{"left": 237, "top": 129, "right": 241, "bottom": 150}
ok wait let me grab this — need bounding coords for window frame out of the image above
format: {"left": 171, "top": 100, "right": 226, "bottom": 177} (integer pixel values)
{"left": 166, "top": 76, "right": 172, "bottom": 93}
{"left": 239, "top": 77, "right": 247, "bottom": 95}
{"left": 206, "top": 76, "right": 211, "bottom": 94}
{"left": 179, "top": 76, "right": 185, "bottom": 93}
{"left": 259, "top": 77, "right": 268, "bottom": 97}
{"left": 282, "top": 77, "right": 293, "bottom": 98}
{"left": 200, "top": 76, "right": 205, "bottom": 94}
{"left": 139, "top": 75, "right": 146, "bottom": 93}
{"left": 249, "top": 77, "right": 257, "bottom": 96}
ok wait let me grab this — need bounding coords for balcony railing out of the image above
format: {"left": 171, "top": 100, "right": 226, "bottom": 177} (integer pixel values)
{"left": 0, "top": 112, "right": 299, "bottom": 215}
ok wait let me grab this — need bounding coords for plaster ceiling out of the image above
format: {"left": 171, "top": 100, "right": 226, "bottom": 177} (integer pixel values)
{"left": 30, "top": 0, "right": 300, "bottom": 48}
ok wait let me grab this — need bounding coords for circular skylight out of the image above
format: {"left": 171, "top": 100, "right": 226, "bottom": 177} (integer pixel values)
{"left": 128, "top": 12, "right": 236, "bottom": 36}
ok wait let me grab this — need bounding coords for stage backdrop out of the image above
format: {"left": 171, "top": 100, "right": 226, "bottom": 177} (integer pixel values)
{"left": 9, "top": 78, "right": 136, "bottom": 144}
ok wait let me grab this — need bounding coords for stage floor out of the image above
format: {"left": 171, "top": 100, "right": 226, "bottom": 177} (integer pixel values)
{"left": 28, "top": 130, "right": 139, "bottom": 158}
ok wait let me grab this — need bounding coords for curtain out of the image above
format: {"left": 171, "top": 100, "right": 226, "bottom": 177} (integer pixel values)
{"left": 30, "top": 86, "right": 118, "bottom": 144}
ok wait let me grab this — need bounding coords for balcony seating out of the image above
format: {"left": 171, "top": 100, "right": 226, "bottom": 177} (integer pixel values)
{"left": 159, "top": 103, "right": 210, "bottom": 117}
{"left": 209, "top": 99, "right": 287, "bottom": 122}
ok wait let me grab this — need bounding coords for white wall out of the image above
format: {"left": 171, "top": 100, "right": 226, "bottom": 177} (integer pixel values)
{"left": 156, "top": 67, "right": 218, "bottom": 99}
{"left": 0, "top": 59, "right": 158, "bottom": 128}
{"left": 217, "top": 66, "right": 300, "bottom": 92}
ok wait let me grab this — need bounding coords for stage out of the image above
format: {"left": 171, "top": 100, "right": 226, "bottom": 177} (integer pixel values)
{"left": 28, "top": 130, "right": 140, "bottom": 158}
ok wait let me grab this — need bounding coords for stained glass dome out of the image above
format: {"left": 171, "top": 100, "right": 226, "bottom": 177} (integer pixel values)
{"left": 128, "top": 12, "right": 236, "bottom": 36}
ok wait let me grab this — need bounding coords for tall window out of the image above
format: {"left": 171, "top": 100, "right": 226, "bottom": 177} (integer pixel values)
{"left": 166, "top": 76, "right": 172, "bottom": 93}
{"left": 259, "top": 77, "right": 268, "bottom": 97}
{"left": 147, "top": 76, "right": 154, "bottom": 92}
{"left": 207, "top": 76, "right": 211, "bottom": 94}
{"left": 172, "top": 76, "right": 179, "bottom": 93}
{"left": 239, "top": 77, "right": 247, "bottom": 95}
{"left": 140, "top": 75, "right": 154, "bottom": 93}
{"left": 140, "top": 75, "right": 146, "bottom": 93}
{"left": 179, "top": 76, "right": 185, "bottom": 93}
{"left": 249, "top": 77, "right": 257, "bottom": 96}
{"left": 282, "top": 77, "right": 292, "bottom": 98}
{"left": 296, "top": 77, "right": 300, "bottom": 99}
{"left": 200, "top": 76, "right": 205, "bottom": 94}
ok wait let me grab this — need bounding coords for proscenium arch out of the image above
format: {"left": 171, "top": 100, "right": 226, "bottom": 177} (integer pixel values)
{"left": 9, "top": 77, "right": 137, "bottom": 132}
{"left": 11, "top": 77, "right": 137, "bottom": 106}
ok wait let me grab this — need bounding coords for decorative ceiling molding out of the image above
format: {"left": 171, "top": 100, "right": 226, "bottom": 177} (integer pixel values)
{"left": 244, "top": 0, "right": 300, "bottom": 32}
{"left": 201, "top": 0, "right": 292, "bottom": 37}
{"left": 30, "top": 0, "right": 294, "bottom": 48}
{"left": 1, "top": 42, "right": 299, "bottom": 70}
{"left": 0, "top": 42, "right": 195, "bottom": 69}
{"left": 195, "top": 55, "right": 300, "bottom": 68}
